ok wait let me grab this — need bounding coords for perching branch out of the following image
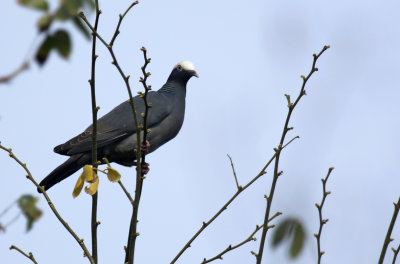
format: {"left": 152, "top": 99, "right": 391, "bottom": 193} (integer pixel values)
{"left": 227, "top": 154, "right": 241, "bottom": 190}
{"left": 314, "top": 167, "right": 334, "bottom": 264}
{"left": 379, "top": 197, "right": 400, "bottom": 264}
{"left": 256, "top": 45, "right": 330, "bottom": 264}
{"left": 88, "top": 1, "right": 101, "bottom": 262}
{"left": 0, "top": 143, "right": 95, "bottom": 264}
{"left": 125, "top": 46, "right": 152, "bottom": 264}
{"left": 170, "top": 136, "right": 299, "bottom": 264}
{"left": 10, "top": 245, "right": 38, "bottom": 264}
{"left": 78, "top": 4, "right": 144, "bottom": 263}
{"left": 201, "top": 212, "right": 282, "bottom": 264}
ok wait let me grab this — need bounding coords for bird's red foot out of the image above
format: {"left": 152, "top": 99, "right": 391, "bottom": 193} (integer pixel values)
{"left": 141, "top": 162, "right": 150, "bottom": 175}
{"left": 141, "top": 140, "right": 150, "bottom": 153}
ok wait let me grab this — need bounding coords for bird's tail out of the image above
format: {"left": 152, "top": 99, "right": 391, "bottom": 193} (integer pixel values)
{"left": 39, "top": 153, "right": 89, "bottom": 192}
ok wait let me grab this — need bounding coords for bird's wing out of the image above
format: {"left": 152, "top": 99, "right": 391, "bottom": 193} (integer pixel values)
{"left": 54, "top": 91, "right": 173, "bottom": 156}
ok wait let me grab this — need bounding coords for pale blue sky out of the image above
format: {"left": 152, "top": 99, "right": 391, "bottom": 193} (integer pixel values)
{"left": 1, "top": 0, "right": 400, "bottom": 263}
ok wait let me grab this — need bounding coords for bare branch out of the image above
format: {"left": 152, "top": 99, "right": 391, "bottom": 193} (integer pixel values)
{"left": 110, "top": 1, "right": 139, "bottom": 47}
{"left": 202, "top": 212, "right": 282, "bottom": 264}
{"left": 170, "top": 137, "right": 299, "bottom": 264}
{"left": 227, "top": 154, "right": 241, "bottom": 190}
{"left": 379, "top": 197, "right": 400, "bottom": 264}
{"left": 256, "top": 45, "right": 330, "bottom": 264}
{"left": 118, "top": 180, "right": 135, "bottom": 205}
{"left": 79, "top": 4, "right": 143, "bottom": 264}
{"left": 0, "top": 61, "right": 29, "bottom": 84}
{"left": 10, "top": 245, "right": 38, "bottom": 264}
{"left": 0, "top": 143, "right": 94, "bottom": 264}
{"left": 392, "top": 244, "right": 400, "bottom": 264}
{"left": 88, "top": 1, "right": 102, "bottom": 262}
{"left": 314, "top": 167, "right": 334, "bottom": 264}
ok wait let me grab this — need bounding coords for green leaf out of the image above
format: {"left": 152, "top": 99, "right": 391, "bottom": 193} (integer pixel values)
{"left": 18, "top": 0, "right": 49, "bottom": 11}
{"left": 62, "top": 0, "right": 84, "bottom": 14}
{"left": 17, "top": 194, "right": 42, "bottom": 231}
{"left": 72, "top": 16, "right": 90, "bottom": 39}
{"left": 52, "top": 30, "right": 71, "bottom": 58}
{"left": 35, "top": 35, "right": 54, "bottom": 66}
{"left": 53, "top": 5, "right": 71, "bottom": 21}
{"left": 271, "top": 218, "right": 306, "bottom": 259}
{"left": 35, "top": 30, "right": 71, "bottom": 65}
{"left": 37, "top": 13, "right": 53, "bottom": 32}
{"left": 290, "top": 221, "right": 305, "bottom": 258}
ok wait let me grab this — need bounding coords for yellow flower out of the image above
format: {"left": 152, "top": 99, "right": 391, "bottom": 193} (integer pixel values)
{"left": 73, "top": 165, "right": 99, "bottom": 198}
{"left": 106, "top": 167, "right": 121, "bottom": 182}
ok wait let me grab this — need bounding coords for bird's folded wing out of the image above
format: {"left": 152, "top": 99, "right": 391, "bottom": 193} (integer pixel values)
{"left": 54, "top": 91, "right": 172, "bottom": 156}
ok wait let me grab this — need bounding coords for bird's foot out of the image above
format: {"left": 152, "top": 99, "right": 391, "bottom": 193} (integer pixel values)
{"left": 141, "top": 140, "right": 150, "bottom": 154}
{"left": 139, "top": 162, "right": 150, "bottom": 175}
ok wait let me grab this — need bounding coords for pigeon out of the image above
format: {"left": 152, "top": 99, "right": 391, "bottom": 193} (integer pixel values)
{"left": 39, "top": 61, "right": 198, "bottom": 191}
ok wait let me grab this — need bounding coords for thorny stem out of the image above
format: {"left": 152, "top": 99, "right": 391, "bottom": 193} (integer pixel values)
{"left": 256, "top": 45, "right": 330, "bottom": 264}
{"left": 314, "top": 167, "right": 334, "bottom": 264}
{"left": 201, "top": 212, "right": 282, "bottom": 264}
{"left": 227, "top": 154, "right": 241, "bottom": 190}
{"left": 392, "top": 244, "right": 400, "bottom": 264}
{"left": 170, "top": 136, "right": 299, "bottom": 264}
{"left": 379, "top": 197, "right": 400, "bottom": 264}
{"left": 10, "top": 245, "right": 38, "bottom": 264}
{"left": 0, "top": 143, "right": 95, "bottom": 264}
{"left": 89, "top": 1, "right": 101, "bottom": 263}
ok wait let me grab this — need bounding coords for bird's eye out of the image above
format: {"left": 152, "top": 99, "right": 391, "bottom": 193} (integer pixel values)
{"left": 177, "top": 65, "right": 183, "bottom": 71}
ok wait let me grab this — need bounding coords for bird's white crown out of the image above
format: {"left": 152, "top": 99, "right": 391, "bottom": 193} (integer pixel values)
{"left": 174, "top": 61, "right": 195, "bottom": 71}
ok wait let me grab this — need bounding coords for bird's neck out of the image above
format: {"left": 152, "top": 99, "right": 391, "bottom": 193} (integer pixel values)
{"left": 158, "top": 80, "right": 187, "bottom": 97}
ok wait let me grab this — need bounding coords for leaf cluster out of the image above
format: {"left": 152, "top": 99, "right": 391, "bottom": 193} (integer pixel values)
{"left": 19, "top": 0, "right": 95, "bottom": 65}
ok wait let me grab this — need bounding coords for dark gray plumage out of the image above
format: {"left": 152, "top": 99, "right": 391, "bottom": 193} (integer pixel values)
{"left": 39, "top": 61, "right": 198, "bottom": 191}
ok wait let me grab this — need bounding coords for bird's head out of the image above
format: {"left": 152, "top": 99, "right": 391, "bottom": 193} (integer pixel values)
{"left": 168, "top": 61, "right": 199, "bottom": 83}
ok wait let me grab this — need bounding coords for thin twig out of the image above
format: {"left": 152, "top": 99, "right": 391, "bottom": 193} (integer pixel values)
{"left": 88, "top": 0, "right": 101, "bottom": 262}
{"left": 379, "top": 197, "right": 400, "bottom": 264}
{"left": 314, "top": 167, "right": 334, "bottom": 264}
{"left": 0, "top": 61, "right": 29, "bottom": 83}
{"left": 392, "top": 244, "right": 400, "bottom": 264}
{"left": 110, "top": 1, "right": 139, "bottom": 47}
{"left": 118, "top": 180, "right": 135, "bottom": 205}
{"left": 4, "top": 212, "right": 22, "bottom": 229}
{"left": 170, "top": 136, "right": 299, "bottom": 264}
{"left": 79, "top": 3, "right": 141, "bottom": 264}
{"left": 0, "top": 199, "right": 17, "bottom": 219}
{"left": 201, "top": 212, "right": 282, "bottom": 264}
{"left": 89, "top": 0, "right": 101, "bottom": 261}
{"left": 10, "top": 245, "right": 38, "bottom": 264}
{"left": 256, "top": 45, "right": 330, "bottom": 264}
{"left": 227, "top": 154, "right": 241, "bottom": 190}
{"left": 125, "top": 46, "right": 152, "bottom": 264}
{"left": 0, "top": 143, "right": 95, "bottom": 264}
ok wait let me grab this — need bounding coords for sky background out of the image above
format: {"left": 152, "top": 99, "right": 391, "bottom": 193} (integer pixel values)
{"left": 1, "top": 0, "right": 400, "bottom": 263}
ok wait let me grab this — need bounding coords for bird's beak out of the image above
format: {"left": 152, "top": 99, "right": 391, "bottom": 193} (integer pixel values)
{"left": 191, "top": 71, "right": 199, "bottom": 78}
